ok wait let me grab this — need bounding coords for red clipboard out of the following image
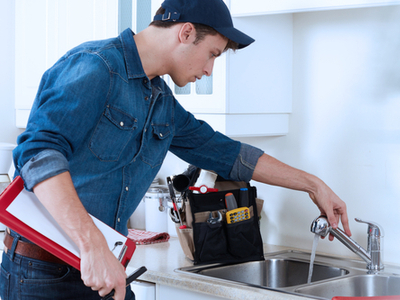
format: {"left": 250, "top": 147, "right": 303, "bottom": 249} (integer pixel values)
{"left": 0, "top": 176, "right": 135, "bottom": 270}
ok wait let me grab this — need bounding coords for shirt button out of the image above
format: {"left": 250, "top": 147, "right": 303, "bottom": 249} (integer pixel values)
{"left": 120, "top": 121, "right": 124, "bottom": 127}
{"left": 125, "top": 186, "right": 129, "bottom": 191}
{"left": 159, "top": 133, "right": 163, "bottom": 137}
{"left": 144, "top": 96, "right": 149, "bottom": 101}
{"left": 144, "top": 128, "right": 147, "bottom": 132}
{"left": 143, "top": 79, "right": 148, "bottom": 84}
{"left": 117, "top": 218, "right": 120, "bottom": 222}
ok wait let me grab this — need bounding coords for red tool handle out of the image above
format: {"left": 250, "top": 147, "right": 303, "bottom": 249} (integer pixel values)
{"left": 189, "top": 185, "right": 219, "bottom": 194}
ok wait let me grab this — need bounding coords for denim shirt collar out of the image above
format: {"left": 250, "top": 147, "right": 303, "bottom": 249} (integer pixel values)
{"left": 120, "top": 29, "right": 147, "bottom": 80}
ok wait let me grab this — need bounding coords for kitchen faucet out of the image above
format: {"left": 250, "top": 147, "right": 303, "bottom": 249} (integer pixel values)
{"left": 310, "top": 216, "right": 384, "bottom": 272}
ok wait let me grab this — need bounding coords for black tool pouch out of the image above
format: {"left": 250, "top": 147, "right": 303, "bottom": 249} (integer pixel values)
{"left": 176, "top": 180, "right": 265, "bottom": 265}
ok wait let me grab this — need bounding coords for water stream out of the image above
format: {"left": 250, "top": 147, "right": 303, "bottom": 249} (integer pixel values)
{"left": 307, "top": 234, "right": 320, "bottom": 284}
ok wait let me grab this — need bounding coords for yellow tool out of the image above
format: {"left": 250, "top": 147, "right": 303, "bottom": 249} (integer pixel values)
{"left": 226, "top": 207, "right": 250, "bottom": 224}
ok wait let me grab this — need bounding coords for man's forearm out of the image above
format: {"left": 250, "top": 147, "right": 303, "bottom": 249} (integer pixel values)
{"left": 252, "top": 153, "right": 351, "bottom": 236}
{"left": 32, "top": 171, "right": 103, "bottom": 252}
{"left": 252, "top": 153, "right": 320, "bottom": 194}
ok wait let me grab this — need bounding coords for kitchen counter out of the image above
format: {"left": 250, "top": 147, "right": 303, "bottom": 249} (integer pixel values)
{"left": 0, "top": 231, "right": 314, "bottom": 299}
{"left": 126, "top": 237, "right": 315, "bottom": 300}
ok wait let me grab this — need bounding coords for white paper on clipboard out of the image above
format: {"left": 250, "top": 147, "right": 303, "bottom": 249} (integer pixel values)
{"left": 6, "top": 188, "right": 126, "bottom": 259}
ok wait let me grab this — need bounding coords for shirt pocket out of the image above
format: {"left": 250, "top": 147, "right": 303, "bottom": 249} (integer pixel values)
{"left": 89, "top": 106, "right": 138, "bottom": 162}
{"left": 140, "top": 123, "right": 172, "bottom": 168}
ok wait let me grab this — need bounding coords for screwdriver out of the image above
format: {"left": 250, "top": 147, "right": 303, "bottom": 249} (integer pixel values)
{"left": 225, "top": 193, "right": 238, "bottom": 211}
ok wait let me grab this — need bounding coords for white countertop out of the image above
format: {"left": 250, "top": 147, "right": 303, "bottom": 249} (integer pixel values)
{"left": 0, "top": 231, "right": 313, "bottom": 299}
{"left": 126, "top": 237, "right": 314, "bottom": 300}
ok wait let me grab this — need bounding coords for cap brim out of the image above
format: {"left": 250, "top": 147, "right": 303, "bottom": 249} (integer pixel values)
{"left": 216, "top": 27, "right": 255, "bottom": 49}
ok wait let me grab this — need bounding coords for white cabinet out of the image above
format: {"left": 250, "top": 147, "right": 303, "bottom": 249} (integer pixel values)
{"left": 14, "top": 0, "right": 119, "bottom": 128}
{"left": 157, "top": 284, "right": 229, "bottom": 300}
{"left": 131, "top": 280, "right": 156, "bottom": 300}
{"left": 224, "top": 0, "right": 400, "bottom": 136}
{"left": 231, "top": 0, "right": 400, "bottom": 16}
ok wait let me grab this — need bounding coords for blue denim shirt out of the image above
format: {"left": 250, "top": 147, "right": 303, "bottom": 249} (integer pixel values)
{"left": 13, "top": 29, "right": 264, "bottom": 236}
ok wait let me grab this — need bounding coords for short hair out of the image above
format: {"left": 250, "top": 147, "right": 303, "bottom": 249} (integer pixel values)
{"left": 150, "top": 7, "right": 238, "bottom": 52}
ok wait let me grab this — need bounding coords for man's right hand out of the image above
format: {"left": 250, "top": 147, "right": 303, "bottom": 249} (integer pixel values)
{"left": 80, "top": 232, "right": 127, "bottom": 299}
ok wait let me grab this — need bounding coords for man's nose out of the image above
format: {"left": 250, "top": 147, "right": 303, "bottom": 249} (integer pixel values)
{"left": 203, "top": 60, "right": 215, "bottom": 77}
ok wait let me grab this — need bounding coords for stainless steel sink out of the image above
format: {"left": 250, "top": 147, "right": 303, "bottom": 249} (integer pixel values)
{"left": 184, "top": 258, "right": 347, "bottom": 288}
{"left": 296, "top": 274, "right": 400, "bottom": 298}
{"left": 176, "top": 250, "right": 400, "bottom": 299}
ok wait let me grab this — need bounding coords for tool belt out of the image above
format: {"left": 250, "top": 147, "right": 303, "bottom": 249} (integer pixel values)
{"left": 175, "top": 180, "right": 265, "bottom": 265}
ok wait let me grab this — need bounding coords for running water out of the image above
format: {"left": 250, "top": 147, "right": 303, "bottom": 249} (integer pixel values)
{"left": 307, "top": 234, "right": 320, "bottom": 284}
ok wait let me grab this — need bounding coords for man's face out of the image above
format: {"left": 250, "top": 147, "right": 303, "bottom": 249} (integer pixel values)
{"left": 171, "top": 33, "right": 228, "bottom": 87}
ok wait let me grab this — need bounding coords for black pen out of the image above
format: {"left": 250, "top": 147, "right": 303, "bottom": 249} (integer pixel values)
{"left": 101, "top": 266, "right": 147, "bottom": 300}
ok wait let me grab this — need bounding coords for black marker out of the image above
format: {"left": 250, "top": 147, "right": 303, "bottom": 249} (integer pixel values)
{"left": 240, "top": 188, "right": 249, "bottom": 207}
{"left": 101, "top": 266, "right": 147, "bottom": 300}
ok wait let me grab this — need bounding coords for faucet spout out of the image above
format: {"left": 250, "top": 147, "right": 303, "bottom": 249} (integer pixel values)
{"left": 310, "top": 216, "right": 384, "bottom": 271}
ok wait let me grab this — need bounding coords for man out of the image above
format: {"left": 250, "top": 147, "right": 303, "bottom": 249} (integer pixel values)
{"left": 1, "top": 0, "right": 351, "bottom": 299}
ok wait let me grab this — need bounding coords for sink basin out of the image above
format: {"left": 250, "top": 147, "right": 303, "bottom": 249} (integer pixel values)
{"left": 295, "top": 275, "right": 400, "bottom": 298}
{"left": 176, "top": 250, "right": 400, "bottom": 299}
{"left": 185, "top": 258, "right": 348, "bottom": 288}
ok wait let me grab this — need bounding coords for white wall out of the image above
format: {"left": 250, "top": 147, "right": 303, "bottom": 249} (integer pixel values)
{"left": 242, "top": 6, "right": 400, "bottom": 265}
{"left": 159, "top": 6, "right": 400, "bottom": 266}
{"left": 0, "top": 0, "right": 23, "bottom": 144}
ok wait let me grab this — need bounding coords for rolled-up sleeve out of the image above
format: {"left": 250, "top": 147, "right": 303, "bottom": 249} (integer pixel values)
{"left": 19, "top": 149, "right": 70, "bottom": 191}
{"left": 229, "top": 143, "right": 264, "bottom": 182}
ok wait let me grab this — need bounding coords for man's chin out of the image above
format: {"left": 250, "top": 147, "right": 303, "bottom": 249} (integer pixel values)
{"left": 170, "top": 76, "right": 195, "bottom": 87}
{"left": 171, "top": 79, "right": 186, "bottom": 87}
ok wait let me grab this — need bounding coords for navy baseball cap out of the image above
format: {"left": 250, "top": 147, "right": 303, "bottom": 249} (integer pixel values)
{"left": 153, "top": 0, "right": 255, "bottom": 49}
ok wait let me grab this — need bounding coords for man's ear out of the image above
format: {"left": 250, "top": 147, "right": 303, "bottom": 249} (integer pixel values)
{"left": 178, "top": 22, "right": 196, "bottom": 44}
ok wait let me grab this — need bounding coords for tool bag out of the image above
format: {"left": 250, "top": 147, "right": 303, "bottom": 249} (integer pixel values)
{"left": 175, "top": 180, "right": 265, "bottom": 265}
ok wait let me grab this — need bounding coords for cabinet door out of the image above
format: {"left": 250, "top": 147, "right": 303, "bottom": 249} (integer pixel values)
{"left": 15, "top": 0, "right": 118, "bottom": 128}
{"left": 231, "top": 0, "right": 400, "bottom": 16}
{"left": 130, "top": 280, "right": 156, "bottom": 300}
{"left": 157, "top": 284, "right": 229, "bottom": 300}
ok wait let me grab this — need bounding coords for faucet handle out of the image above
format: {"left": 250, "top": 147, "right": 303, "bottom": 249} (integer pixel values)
{"left": 355, "top": 218, "right": 384, "bottom": 237}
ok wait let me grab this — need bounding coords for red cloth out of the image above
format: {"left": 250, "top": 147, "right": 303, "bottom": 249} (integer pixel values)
{"left": 332, "top": 297, "right": 400, "bottom": 300}
{"left": 127, "top": 229, "right": 170, "bottom": 245}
